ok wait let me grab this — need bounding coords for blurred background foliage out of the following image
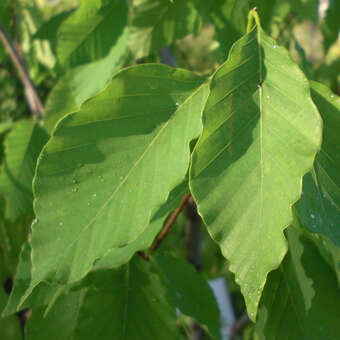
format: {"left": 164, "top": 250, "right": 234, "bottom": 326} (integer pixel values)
{"left": 0, "top": 0, "right": 339, "bottom": 122}
{"left": 0, "top": 0, "right": 339, "bottom": 338}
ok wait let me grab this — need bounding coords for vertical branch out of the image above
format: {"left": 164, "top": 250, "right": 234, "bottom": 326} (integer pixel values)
{"left": 0, "top": 20, "right": 44, "bottom": 119}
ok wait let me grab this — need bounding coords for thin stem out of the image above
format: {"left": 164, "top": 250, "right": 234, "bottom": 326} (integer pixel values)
{"left": 151, "top": 193, "right": 191, "bottom": 251}
{"left": 0, "top": 20, "right": 44, "bottom": 120}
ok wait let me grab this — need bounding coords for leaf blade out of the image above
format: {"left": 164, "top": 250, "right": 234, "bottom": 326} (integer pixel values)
{"left": 30, "top": 64, "right": 209, "bottom": 287}
{"left": 189, "top": 19, "right": 322, "bottom": 320}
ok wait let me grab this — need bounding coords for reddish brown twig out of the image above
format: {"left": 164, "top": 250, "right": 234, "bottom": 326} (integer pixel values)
{"left": 137, "top": 251, "right": 149, "bottom": 261}
{"left": 0, "top": 20, "right": 44, "bottom": 119}
{"left": 151, "top": 193, "right": 191, "bottom": 251}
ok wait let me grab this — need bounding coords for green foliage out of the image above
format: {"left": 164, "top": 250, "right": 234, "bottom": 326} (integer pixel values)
{"left": 130, "top": 0, "right": 200, "bottom": 59}
{"left": 0, "top": 1, "right": 339, "bottom": 339}
{"left": 153, "top": 253, "right": 221, "bottom": 339}
{"left": 44, "top": 27, "right": 129, "bottom": 132}
{"left": 255, "top": 226, "right": 340, "bottom": 340}
{"left": 29, "top": 65, "right": 207, "bottom": 287}
{"left": 296, "top": 81, "right": 340, "bottom": 247}
{"left": 322, "top": 0, "right": 340, "bottom": 52}
{"left": 57, "top": 0, "right": 128, "bottom": 68}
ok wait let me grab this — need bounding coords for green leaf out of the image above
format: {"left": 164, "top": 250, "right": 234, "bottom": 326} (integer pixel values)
{"left": 130, "top": 0, "right": 200, "bottom": 59}
{"left": 254, "top": 226, "right": 340, "bottom": 339}
{"left": 34, "top": 10, "right": 73, "bottom": 54}
{"left": 189, "top": 12, "right": 322, "bottom": 320}
{"left": 0, "top": 121, "right": 48, "bottom": 221}
{"left": 25, "top": 290, "right": 83, "bottom": 340}
{"left": 322, "top": 0, "right": 340, "bottom": 52}
{"left": 153, "top": 253, "right": 221, "bottom": 339}
{"left": 57, "top": 0, "right": 128, "bottom": 68}
{"left": 296, "top": 81, "right": 340, "bottom": 246}
{"left": 26, "top": 258, "right": 180, "bottom": 340}
{"left": 30, "top": 64, "right": 208, "bottom": 288}
{"left": 44, "top": 27, "right": 129, "bottom": 133}
{"left": 0, "top": 122, "right": 13, "bottom": 136}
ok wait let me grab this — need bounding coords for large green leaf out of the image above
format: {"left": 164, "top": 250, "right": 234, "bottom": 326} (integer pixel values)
{"left": 254, "top": 226, "right": 340, "bottom": 339}
{"left": 57, "top": 0, "right": 128, "bottom": 67}
{"left": 130, "top": 0, "right": 200, "bottom": 59}
{"left": 44, "top": 27, "right": 129, "bottom": 133}
{"left": 189, "top": 12, "right": 322, "bottom": 320}
{"left": 0, "top": 121, "right": 48, "bottom": 221}
{"left": 26, "top": 258, "right": 180, "bottom": 340}
{"left": 30, "top": 64, "right": 208, "bottom": 288}
{"left": 153, "top": 253, "right": 221, "bottom": 339}
{"left": 296, "top": 81, "right": 340, "bottom": 246}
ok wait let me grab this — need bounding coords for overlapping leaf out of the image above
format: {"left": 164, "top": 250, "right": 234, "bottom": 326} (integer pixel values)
{"left": 153, "top": 253, "right": 221, "bottom": 339}
{"left": 189, "top": 13, "right": 322, "bottom": 320}
{"left": 296, "top": 81, "right": 340, "bottom": 246}
{"left": 0, "top": 121, "right": 48, "bottom": 221}
{"left": 130, "top": 0, "right": 200, "bottom": 59}
{"left": 255, "top": 226, "right": 340, "bottom": 339}
{"left": 30, "top": 64, "right": 208, "bottom": 289}
{"left": 194, "top": 0, "right": 249, "bottom": 58}
{"left": 34, "top": 10, "right": 73, "bottom": 54}
{"left": 57, "top": 0, "right": 128, "bottom": 67}
{"left": 26, "top": 258, "right": 180, "bottom": 340}
{"left": 44, "top": 28, "right": 129, "bottom": 133}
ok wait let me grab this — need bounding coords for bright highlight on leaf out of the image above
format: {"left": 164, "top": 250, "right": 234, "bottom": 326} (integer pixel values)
{"left": 189, "top": 10, "right": 322, "bottom": 320}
